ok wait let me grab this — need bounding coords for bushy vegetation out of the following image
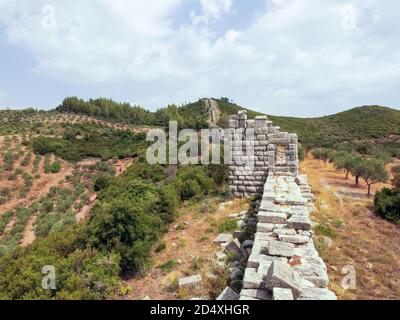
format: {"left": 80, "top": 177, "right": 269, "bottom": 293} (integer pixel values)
{"left": 0, "top": 149, "right": 227, "bottom": 298}
{"left": 374, "top": 176, "right": 400, "bottom": 223}
{"left": 32, "top": 129, "right": 147, "bottom": 162}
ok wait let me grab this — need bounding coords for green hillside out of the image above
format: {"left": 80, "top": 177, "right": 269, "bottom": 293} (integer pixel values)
{"left": 10, "top": 97, "right": 399, "bottom": 156}
{"left": 207, "top": 100, "right": 400, "bottom": 155}
{"left": 270, "top": 106, "right": 400, "bottom": 151}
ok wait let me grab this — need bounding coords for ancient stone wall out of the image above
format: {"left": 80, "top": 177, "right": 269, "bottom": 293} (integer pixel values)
{"left": 228, "top": 111, "right": 299, "bottom": 198}
{"left": 217, "top": 174, "right": 337, "bottom": 301}
{"left": 217, "top": 111, "right": 336, "bottom": 300}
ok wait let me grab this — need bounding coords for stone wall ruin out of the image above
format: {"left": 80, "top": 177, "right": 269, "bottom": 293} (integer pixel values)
{"left": 217, "top": 111, "right": 337, "bottom": 301}
{"left": 228, "top": 111, "right": 299, "bottom": 198}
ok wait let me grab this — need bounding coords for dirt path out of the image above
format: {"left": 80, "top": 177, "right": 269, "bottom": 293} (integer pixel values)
{"left": 122, "top": 198, "right": 249, "bottom": 300}
{"left": 21, "top": 216, "right": 37, "bottom": 247}
{"left": 301, "top": 155, "right": 400, "bottom": 300}
{"left": 76, "top": 194, "right": 97, "bottom": 222}
{"left": 0, "top": 215, "right": 16, "bottom": 242}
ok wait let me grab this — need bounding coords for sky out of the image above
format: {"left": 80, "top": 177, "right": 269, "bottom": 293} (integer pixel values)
{"left": 0, "top": 0, "right": 399, "bottom": 117}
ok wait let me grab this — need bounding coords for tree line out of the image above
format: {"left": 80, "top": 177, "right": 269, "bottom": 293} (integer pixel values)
{"left": 312, "top": 148, "right": 389, "bottom": 196}
{"left": 56, "top": 97, "right": 210, "bottom": 129}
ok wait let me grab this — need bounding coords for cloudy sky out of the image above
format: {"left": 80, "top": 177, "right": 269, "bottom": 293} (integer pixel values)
{"left": 0, "top": 0, "right": 399, "bottom": 116}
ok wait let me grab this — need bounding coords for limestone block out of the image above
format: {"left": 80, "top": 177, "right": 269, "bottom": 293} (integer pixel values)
{"left": 214, "top": 233, "right": 233, "bottom": 244}
{"left": 240, "top": 289, "right": 272, "bottom": 300}
{"left": 224, "top": 239, "right": 246, "bottom": 259}
{"left": 268, "top": 240, "right": 294, "bottom": 258}
{"left": 243, "top": 268, "right": 265, "bottom": 289}
{"left": 298, "top": 288, "right": 337, "bottom": 300}
{"left": 258, "top": 212, "right": 287, "bottom": 224}
{"left": 179, "top": 275, "right": 202, "bottom": 290}
{"left": 287, "top": 216, "right": 312, "bottom": 231}
{"left": 278, "top": 235, "right": 310, "bottom": 245}
{"left": 273, "top": 288, "right": 294, "bottom": 300}
{"left": 264, "top": 261, "right": 302, "bottom": 299}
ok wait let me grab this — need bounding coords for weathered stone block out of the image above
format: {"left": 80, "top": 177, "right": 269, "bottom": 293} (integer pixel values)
{"left": 258, "top": 212, "right": 287, "bottom": 224}
{"left": 268, "top": 240, "right": 294, "bottom": 258}
{"left": 240, "top": 289, "right": 272, "bottom": 300}
{"left": 243, "top": 268, "right": 265, "bottom": 289}
{"left": 278, "top": 235, "right": 310, "bottom": 244}
{"left": 179, "top": 275, "right": 202, "bottom": 290}
{"left": 214, "top": 234, "right": 233, "bottom": 244}
{"left": 264, "top": 261, "right": 302, "bottom": 299}
{"left": 273, "top": 288, "right": 294, "bottom": 300}
{"left": 287, "top": 216, "right": 312, "bottom": 231}
{"left": 224, "top": 239, "right": 246, "bottom": 259}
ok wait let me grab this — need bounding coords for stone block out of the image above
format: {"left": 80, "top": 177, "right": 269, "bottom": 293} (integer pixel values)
{"left": 268, "top": 240, "right": 294, "bottom": 258}
{"left": 264, "top": 261, "right": 302, "bottom": 299}
{"left": 179, "top": 275, "right": 202, "bottom": 290}
{"left": 224, "top": 239, "right": 246, "bottom": 259}
{"left": 258, "top": 212, "right": 287, "bottom": 224}
{"left": 243, "top": 268, "right": 265, "bottom": 289}
{"left": 273, "top": 288, "right": 294, "bottom": 300}
{"left": 287, "top": 216, "right": 312, "bottom": 231}
{"left": 240, "top": 289, "right": 272, "bottom": 300}
{"left": 278, "top": 235, "right": 310, "bottom": 245}
{"left": 217, "top": 287, "right": 240, "bottom": 300}
{"left": 298, "top": 288, "right": 337, "bottom": 300}
{"left": 214, "top": 234, "right": 233, "bottom": 244}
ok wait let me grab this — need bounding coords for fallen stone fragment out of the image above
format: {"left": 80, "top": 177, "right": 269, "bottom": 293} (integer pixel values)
{"left": 278, "top": 235, "right": 310, "bottom": 245}
{"left": 264, "top": 261, "right": 302, "bottom": 299}
{"left": 240, "top": 289, "right": 272, "bottom": 300}
{"left": 243, "top": 268, "right": 265, "bottom": 289}
{"left": 214, "top": 233, "right": 233, "bottom": 244}
{"left": 224, "top": 239, "right": 246, "bottom": 260}
{"left": 287, "top": 215, "right": 311, "bottom": 231}
{"left": 268, "top": 240, "right": 294, "bottom": 258}
{"left": 299, "top": 288, "right": 337, "bottom": 300}
{"left": 258, "top": 212, "right": 287, "bottom": 224}
{"left": 273, "top": 288, "right": 294, "bottom": 300}
{"left": 217, "top": 287, "right": 240, "bottom": 300}
{"left": 179, "top": 275, "right": 202, "bottom": 290}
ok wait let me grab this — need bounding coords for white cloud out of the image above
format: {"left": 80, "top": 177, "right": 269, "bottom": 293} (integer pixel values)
{"left": 0, "top": 0, "right": 399, "bottom": 115}
{"left": 191, "top": 0, "right": 233, "bottom": 25}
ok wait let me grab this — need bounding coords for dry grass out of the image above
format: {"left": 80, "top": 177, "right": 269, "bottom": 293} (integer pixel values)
{"left": 121, "top": 197, "right": 250, "bottom": 300}
{"left": 302, "top": 155, "right": 400, "bottom": 300}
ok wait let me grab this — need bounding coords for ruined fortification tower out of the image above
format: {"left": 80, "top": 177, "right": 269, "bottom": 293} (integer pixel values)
{"left": 228, "top": 111, "right": 299, "bottom": 198}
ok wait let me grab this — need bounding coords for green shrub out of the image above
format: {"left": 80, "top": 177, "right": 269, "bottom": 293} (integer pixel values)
{"left": 155, "top": 242, "right": 166, "bottom": 253}
{"left": 158, "top": 259, "right": 179, "bottom": 273}
{"left": 218, "top": 218, "right": 238, "bottom": 233}
{"left": 314, "top": 224, "right": 337, "bottom": 238}
{"left": 374, "top": 185, "right": 400, "bottom": 223}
